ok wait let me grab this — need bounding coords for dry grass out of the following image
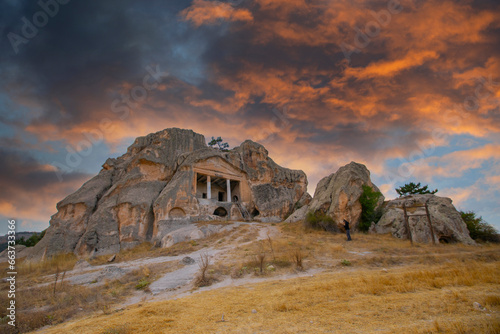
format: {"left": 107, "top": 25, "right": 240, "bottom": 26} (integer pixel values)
{"left": 37, "top": 258, "right": 500, "bottom": 334}
{"left": 212, "top": 221, "right": 499, "bottom": 281}
{"left": 0, "top": 261, "right": 180, "bottom": 333}
{"left": 5, "top": 222, "right": 500, "bottom": 333}
{"left": 0, "top": 278, "right": 117, "bottom": 333}
{"left": 17, "top": 252, "right": 78, "bottom": 279}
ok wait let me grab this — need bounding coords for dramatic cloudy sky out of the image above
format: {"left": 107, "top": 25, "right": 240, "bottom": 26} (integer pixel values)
{"left": 0, "top": 0, "right": 499, "bottom": 234}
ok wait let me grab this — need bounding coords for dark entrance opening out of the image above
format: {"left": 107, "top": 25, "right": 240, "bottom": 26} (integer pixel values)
{"left": 233, "top": 195, "right": 239, "bottom": 202}
{"left": 251, "top": 208, "right": 260, "bottom": 218}
{"left": 214, "top": 207, "right": 228, "bottom": 217}
{"left": 218, "top": 192, "right": 224, "bottom": 202}
{"left": 439, "top": 236, "right": 456, "bottom": 244}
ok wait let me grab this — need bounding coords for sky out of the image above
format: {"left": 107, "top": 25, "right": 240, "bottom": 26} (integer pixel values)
{"left": 0, "top": 0, "right": 499, "bottom": 235}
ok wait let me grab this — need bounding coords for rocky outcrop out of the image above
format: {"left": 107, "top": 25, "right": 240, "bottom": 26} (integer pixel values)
{"left": 29, "top": 128, "right": 307, "bottom": 260}
{"left": 371, "top": 194, "right": 475, "bottom": 245}
{"left": 286, "top": 162, "right": 384, "bottom": 228}
{"left": 230, "top": 140, "right": 308, "bottom": 222}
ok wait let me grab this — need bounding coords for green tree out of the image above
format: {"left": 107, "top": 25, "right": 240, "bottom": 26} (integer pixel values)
{"left": 395, "top": 182, "right": 437, "bottom": 197}
{"left": 208, "top": 136, "right": 229, "bottom": 150}
{"left": 359, "top": 185, "right": 383, "bottom": 232}
{"left": 460, "top": 211, "right": 499, "bottom": 243}
{"left": 16, "top": 230, "right": 46, "bottom": 247}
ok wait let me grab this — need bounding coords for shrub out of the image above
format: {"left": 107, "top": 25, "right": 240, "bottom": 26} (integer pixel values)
{"left": 195, "top": 253, "right": 217, "bottom": 287}
{"left": 461, "top": 211, "right": 499, "bottom": 243}
{"left": 135, "top": 279, "right": 151, "bottom": 290}
{"left": 359, "top": 185, "right": 383, "bottom": 232}
{"left": 341, "top": 259, "right": 351, "bottom": 266}
{"left": 304, "top": 211, "right": 338, "bottom": 232}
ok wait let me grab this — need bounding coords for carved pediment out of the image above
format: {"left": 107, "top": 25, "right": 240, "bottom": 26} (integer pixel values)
{"left": 193, "top": 157, "right": 245, "bottom": 180}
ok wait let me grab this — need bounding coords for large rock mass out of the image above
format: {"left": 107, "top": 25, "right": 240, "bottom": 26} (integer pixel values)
{"left": 371, "top": 194, "right": 475, "bottom": 245}
{"left": 29, "top": 128, "right": 307, "bottom": 260}
{"left": 286, "top": 162, "right": 384, "bottom": 229}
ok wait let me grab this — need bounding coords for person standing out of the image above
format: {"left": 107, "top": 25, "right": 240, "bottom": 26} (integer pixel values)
{"left": 343, "top": 219, "right": 352, "bottom": 241}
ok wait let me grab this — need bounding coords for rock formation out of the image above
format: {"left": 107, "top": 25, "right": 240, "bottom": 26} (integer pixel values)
{"left": 29, "top": 128, "right": 307, "bottom": 260}
{"left": 371, "top": 194, "right": 475, "bottom": 245}
{"left": 286, "top": 162, "right": 384, "bottom": 229}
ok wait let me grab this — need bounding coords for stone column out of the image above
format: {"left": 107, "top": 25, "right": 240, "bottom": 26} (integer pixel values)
{"left": 226, "top": 179, "right": 231, "bottom": 202}
{"left": 207, "top": 175, "right": 211, "bottom": 199}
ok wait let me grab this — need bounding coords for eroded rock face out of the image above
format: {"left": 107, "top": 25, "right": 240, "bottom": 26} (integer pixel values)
{"left": 372, "top": 194, "right": 475, "bottom": 245}
{"left": 229, "top": 140, "right": 308, "bottom": 222}
{"left": 29, "top": 128, "right": 307, "bottom": 259}
{"left": 287, "top": 162, "right": 384, "bottom": 229}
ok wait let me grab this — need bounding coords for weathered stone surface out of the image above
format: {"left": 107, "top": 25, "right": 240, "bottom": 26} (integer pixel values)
{"left": 297, "top": 192, "right": 312, "bottom": 207}
{"left": 229, "top": 140, "right": 308, "bottom": 221}
{"left": 73, "top": 259, "right": 92, "bottom": 271}
{"left": 0, "top": 245, "right": 27, "bottom": 263}
{"left": 29, "top": 128, "right": 307, "bottom": 260}
{"left": 284, "top": 205, "right": 309, "bottom": 223}
{"left": 293, "top": 162, "right": 384, "bottom": 229}
{"left": 67, "top": 265, "right": 129, "bottom": 286}
{"left": 372, "top": 194, "right": 475, "bottom": 245}
{"left": 160, "top": 223, "right": 235, "bottom": 248}
{"left": 284, "top": 192, "right": 312, "bottom": 223}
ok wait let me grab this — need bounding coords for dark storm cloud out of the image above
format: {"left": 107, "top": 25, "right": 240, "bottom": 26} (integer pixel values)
{"left": 0, "top": 0, "right": 212, "bottom": 131}
{"left": 0, "top": 148, "right": 90, "bottom": 231}
{"left": 0, "top": 148, "right": 87, "bottom": 195}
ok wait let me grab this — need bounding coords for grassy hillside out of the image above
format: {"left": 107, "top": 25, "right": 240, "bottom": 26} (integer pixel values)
{"left": 39, "top": 261, "right": 500, "bottom": 334}
{"left": 1, "top": 222, "right": 499, "bottom": 333}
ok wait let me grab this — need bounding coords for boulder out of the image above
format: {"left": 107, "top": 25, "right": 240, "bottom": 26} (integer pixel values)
{"left": 73, "top": 259, "right": 92, "bottom": 271}
{"left": 284, "top": 205, "right": 309, "bottom": 223}
{"left": 180, "top": 256, "right": 196, "bottom": 265}
{"left": 372, "top": 194, "right": 475, "bottom": 245}
{"left": 284, "top": 192, "right": 313, "bottom": 223}
{"left": 28, "top": 128, "right": 308, "bottom": 260}
{"left": 300, "top": 162, "right": 384, "bottom": 229}
{"left": 0, "top": 245, "right": 25, "bottom": 263}
{"left": 228, "top": 140, "right": 308, "bottom": 222}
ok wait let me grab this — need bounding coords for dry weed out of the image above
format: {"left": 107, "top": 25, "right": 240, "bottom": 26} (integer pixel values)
{"left": 292, "top": 248, "right": 303, "bottom": 270}
{"left": 194, "top": 253, "right": 216, "bottom": 287}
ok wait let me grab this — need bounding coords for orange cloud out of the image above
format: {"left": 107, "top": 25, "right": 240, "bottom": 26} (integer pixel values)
{"left": 180, "top": 0, "right": 253, "bottom": 27}
{"left": 404, "top": 144, "right": 500, "bottom": 182}
{"left": 345, "top": 50, "right": 439, "bottom": 79}
{"left": 16, "top": 0, "right": 500, "bottom": 203}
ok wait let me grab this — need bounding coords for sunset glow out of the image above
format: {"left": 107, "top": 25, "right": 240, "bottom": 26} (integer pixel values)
{"left": 1, "top": 0, "right": 499, "bottom": 234}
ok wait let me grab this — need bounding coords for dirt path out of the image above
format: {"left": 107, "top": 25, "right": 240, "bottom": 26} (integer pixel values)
{"left": 123, "top": 223, "right": 280, "bottom": 305}
{"left": 34, "top": 222, "right": 280, "bottom": 307}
